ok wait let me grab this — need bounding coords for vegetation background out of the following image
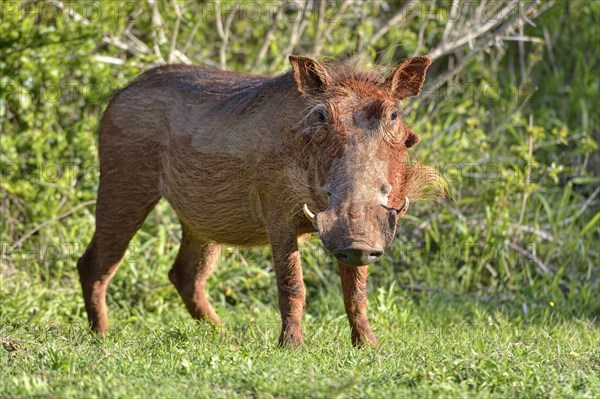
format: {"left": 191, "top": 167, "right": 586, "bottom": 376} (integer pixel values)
{"left": 1, "top": 0, "right": 598, "bottom": 397}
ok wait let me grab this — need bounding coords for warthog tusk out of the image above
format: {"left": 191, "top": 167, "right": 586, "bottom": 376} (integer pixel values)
{"left": 396, "top": 196, "right": 409, "bottom": 219}
{"left": 303, "top": 203, "right": 316, "bottom": 223}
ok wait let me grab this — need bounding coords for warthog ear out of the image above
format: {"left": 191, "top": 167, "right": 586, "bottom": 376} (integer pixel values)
{"left": 385, "top": 55, "right": 431, "bottom": 100}
{"left": 289, "top": 55, "right": 332, "bottom": 95}
{"left": 404, "top": 127, "right": 421, "bottom": 149}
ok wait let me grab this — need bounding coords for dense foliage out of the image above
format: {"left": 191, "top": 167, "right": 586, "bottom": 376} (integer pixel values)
{"left": 1, "top": 1, "right": 598, "bottom": 397}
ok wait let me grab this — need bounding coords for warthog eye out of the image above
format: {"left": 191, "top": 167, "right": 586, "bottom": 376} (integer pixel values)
{"left": 390, "top": 111, "right": 398, "bottom": 121}
{"left": 317, "top": 109, "right": 327, "bottom": 124}
{"left": 381, "top": 183, "right": 392, "bottom": 196}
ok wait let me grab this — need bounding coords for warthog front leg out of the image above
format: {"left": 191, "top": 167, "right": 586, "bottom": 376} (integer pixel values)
{"left": 339, "top": 264, "right": 378, "bottom": 347}
{"left": 268, "top": 226, "right": 305, "bottom": 348}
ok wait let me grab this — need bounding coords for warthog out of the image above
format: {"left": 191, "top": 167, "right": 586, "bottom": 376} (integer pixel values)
{"left": 78, "top": 54, "right": 443, "bottom": 347}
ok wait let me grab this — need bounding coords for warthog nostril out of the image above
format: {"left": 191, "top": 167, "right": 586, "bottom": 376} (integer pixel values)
{"left": 333, "top": 246, "right": 384, "bottom": 266}
{"left": 336, "top": 252, "right": 350, "bottom": 262}
{"left": 369, "top": 250, "right": 383, "bottom": 258}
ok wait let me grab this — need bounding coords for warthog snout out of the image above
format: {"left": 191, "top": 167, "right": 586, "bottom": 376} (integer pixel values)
{"left": 333, "top": 245, "right": 384, "bottom": 266}
{"left": 303, "top": 197, "right": 410, "bottom": 266}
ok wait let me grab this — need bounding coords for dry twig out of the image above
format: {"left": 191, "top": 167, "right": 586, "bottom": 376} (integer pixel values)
{"left": 7, "top": 200, "right": 96, "bottom": 254}
{"left": 367, "top": 0, "right": 418, "bottom": 46}
{"left": 253, "top": 1, "right": 288, "bottom": 68}
{"left": 167, "top": 0, "right": 182, "bottom": 64}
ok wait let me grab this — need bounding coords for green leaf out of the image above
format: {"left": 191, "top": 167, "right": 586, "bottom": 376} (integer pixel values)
{"left": 581, "top": 212, "right": 600, "bottom": 236}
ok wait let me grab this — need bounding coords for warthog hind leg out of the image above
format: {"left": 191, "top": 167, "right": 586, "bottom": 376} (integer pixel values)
{"left": 168, "top": 227, "right": 221, "bottom": 324}
{"left": 78, "top": 180, "right": 160, "bottom": 335}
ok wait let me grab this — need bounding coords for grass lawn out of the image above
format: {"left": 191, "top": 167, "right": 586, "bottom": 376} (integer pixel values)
{"left": 1, "top": 276, "right": 598, "bottom": 398}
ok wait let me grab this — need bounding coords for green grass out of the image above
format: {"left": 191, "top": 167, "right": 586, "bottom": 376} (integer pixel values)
{"left": 1, "top": 272, "right": 599, "bottom": 398}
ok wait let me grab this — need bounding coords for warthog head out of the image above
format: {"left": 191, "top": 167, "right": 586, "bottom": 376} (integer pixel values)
{"left": 290, "top": 55, "right": 443, "bottom": 266}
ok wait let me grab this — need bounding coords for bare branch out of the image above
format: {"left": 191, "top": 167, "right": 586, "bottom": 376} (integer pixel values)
{"left": 183, "top": 12, "right": 204, "bottom": 55}
{"left": 214, "top": 0, "right": 225, "bottom": 39}
{"left": 442, "top": 0, "right": 460, "bottom": 41}
{"left": 542, "top": 26, "right": 558, "bottom": 75}
{"left": 508, "top": 242, "right": 552, "bottom": 275}
{"left": 150, "top": 0, "right": 166, "bottom": 62}
{"left": 218, "top": 2, "right": 237, "bottom": 69}
{"left": 282, "top": 0, "right": 311, "bottom": 57}
{"left": 428, "top": 0, "right": 523, "bottom": 61}
{"left": 123, "top": 30, "right": 153, "bottom": 55}
{"left": 93, "top": 55, "right": 125, "bottom": 65}
{"left": 414, "top": 0, "right": 542, "bottom": 110}
{"left": 167, "top": 0, "right": 182, "bottom": 64}
{"left": 411, "top": 18, "right": 427, "bottom": 57}
{"left": 51, "top": 0, "right": 90, "bottom": 25}
{"left": 311, "top": 0, "right": 327, "bottom": 55}
{"left": 556, "top": 186, "right": 600, "bottom": 227}
{"left": 367, "top": 0, "right": 418, "bottom": 46}
{"left": 322, "top": 0, "right": 351, "bottom": 46}
{"left": 253, "top": 1, "right": 288, "bottom": 68}
{"left": 172, "top": 48, "right": 192, "bottom": 65}
{"left": 7, "top": 200, "right": 97, "bottom": 254}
